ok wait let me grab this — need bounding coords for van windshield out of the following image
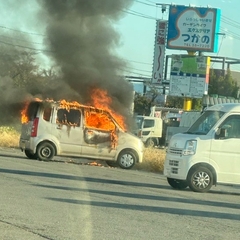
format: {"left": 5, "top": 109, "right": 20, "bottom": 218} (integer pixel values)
{"left": 185, "top": 110, "right": 225, "bottom": 135}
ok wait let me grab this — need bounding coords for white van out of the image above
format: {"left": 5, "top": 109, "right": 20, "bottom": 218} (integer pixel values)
{"left": 164, "top": 103, "right": 240, "bottom": 192}
{"left": 19, "top": 100, "right": 144, "bottom": 169}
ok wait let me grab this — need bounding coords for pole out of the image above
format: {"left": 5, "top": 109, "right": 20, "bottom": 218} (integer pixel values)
{"left": 183, "top": 98, "right": 192, "bottom": 110}
{"left": 182, "top": 51, "right": 196, "bottom": 111}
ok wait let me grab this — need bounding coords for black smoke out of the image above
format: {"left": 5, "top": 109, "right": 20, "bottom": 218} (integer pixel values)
{"left": 0, "top": 0, "right": 135, "bottom": 126}
{"left": 38, "top": 0, "right": 135, "bottom": 117}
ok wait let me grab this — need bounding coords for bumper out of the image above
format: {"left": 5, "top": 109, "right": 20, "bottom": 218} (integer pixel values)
{"left": 19, "top": 138, "right": 31, "bottom": 151}
{"left": 164, "top": 153, "right": 190, "bottom": 180}
{"left": 138, "top": 150, "right": 144, "bottom": 163}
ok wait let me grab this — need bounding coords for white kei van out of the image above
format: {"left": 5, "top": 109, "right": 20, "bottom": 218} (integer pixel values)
{"left": 164, "top": 103, "right": 240, "bottom": 192}
{"left": 19, "top": 100, "right": 144, "bottom": 169}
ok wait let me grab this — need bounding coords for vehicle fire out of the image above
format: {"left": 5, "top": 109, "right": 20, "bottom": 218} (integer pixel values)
{"left": 19, "top": 89, "right": 144, "bottom": 169}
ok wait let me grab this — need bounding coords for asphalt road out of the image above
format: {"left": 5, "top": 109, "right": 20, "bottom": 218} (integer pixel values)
{"left": 1, "top": 147, "right": 240, "bottom": 240}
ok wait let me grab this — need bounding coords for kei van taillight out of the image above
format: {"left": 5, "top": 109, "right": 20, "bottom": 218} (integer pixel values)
{"left": 31, "top": 118, "right": 39, "bottom": 137}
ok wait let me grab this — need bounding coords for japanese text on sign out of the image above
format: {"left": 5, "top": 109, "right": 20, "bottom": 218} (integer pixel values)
{"left": 167, "top": 6, "right": 220, "bottom": 52}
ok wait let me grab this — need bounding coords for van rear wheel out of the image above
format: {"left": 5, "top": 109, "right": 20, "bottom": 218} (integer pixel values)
{"left": 37, "top": 142, "right": 55, "bottom": 161}
{"left": 25, "top": 150, "right": 38, "bottom": 160}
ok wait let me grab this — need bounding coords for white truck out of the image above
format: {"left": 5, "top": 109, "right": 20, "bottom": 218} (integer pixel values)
{"left": 135, "top": 115, "right": 164, "bottom": 147}
{"left": 164, "top": 103, "right": 240, "bottom": 192}
{"left": 134, "top": 106, "right": 183, "bottom": 147}
{"left": 135, "top": 107, "right": 199, "bottom": 148}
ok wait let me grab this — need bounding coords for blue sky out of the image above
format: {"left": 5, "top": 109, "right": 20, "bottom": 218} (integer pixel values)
{"left": 114, "top": 0, "right": 240, "bottom": 93}
{"left": 116, "top": 0, "right": 240, "bottom": 78}
{"left": 0, "top": 0, "right": 239, "bottom": 92}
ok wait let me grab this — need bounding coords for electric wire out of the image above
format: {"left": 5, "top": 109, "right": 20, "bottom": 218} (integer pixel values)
{"left": 0, "top": 2, "right": 240, "bottom": 76}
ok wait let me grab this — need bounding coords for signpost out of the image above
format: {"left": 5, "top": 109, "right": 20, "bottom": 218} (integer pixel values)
{"left": 152, "top": 20, "right": 168, "bottom": 85}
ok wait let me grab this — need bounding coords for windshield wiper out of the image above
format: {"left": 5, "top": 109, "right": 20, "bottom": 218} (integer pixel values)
{"left": 185, "top": 131, "right": 206, "bottom": 135}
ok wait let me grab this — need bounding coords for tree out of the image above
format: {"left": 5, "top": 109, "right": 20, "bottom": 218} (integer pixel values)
{"left": 133, "top": 84, "right": 161, "bottom": 115}
{"left": 0, "top": 45, "right": 58, "bottom": 124}
{"left": 164, "top": 96, "right": 183, "bottom": 109}
{"left": 134, "top": 92, "right": 152, "bottom": 115}
{"left": 208, "top": 69, "right": 239, "bottom": 98}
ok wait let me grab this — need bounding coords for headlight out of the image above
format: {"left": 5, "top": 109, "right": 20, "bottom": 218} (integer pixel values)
{"left": 182, "top": 140, "right": 197, "bottom": 155}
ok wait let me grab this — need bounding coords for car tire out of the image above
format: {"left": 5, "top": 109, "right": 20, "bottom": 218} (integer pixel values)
{"left": 145, "top": 138, "right": 156, "bottom": 148}
{"left": 25, "top": 150, "right": 38, "bottom": 160}
{"left": 188, "top": 166, "right": 213, "bottom": 193}
{"left": 37, "top": 142, "right": 55, "bottom": 161}
{"left": 105, "top": 161, "right": 118, "bottom": 168}
{"left": 117, "top": 150, "right": 136, "bottom": 169}
{"left": 167, "top": 178, "right": 188, "bottom": 190}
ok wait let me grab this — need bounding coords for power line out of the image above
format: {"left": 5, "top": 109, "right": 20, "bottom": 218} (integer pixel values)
{"left": 0, "top": 39, "right": 51, "bottom": 52}
{"left": 122, "top": 9, "right": 157, "bottom": 20}
{"left": 0, "top": 34, "right": 43, "bottom": 45}
{"left": 123, "top": 58, "right": 152, "bottom": 65}
{"left": 0, "top": 25, "right": 45, "bottom": 36}
{"left": 135, "top": 0, "right": 158, "bottom": 7}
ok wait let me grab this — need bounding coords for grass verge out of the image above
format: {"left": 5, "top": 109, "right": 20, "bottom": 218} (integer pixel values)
{"left": 0, "top": 126, "right": 20, "bottom": 148}
{"left": 134, "top": 147, "right": 166, "bottom": 173}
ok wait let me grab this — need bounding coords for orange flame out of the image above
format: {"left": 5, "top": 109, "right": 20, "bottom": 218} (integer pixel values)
{"left": 20, "top": 98, "right": 42, "bottom": 124}
{"left": 20, "top": 89, "right": 126, "bottom": 149}
{"left": 21, "top": 103, "right": 29, "bottom": 124}
{"left": 90, "top": 88, "right": 126, "bottom": 131}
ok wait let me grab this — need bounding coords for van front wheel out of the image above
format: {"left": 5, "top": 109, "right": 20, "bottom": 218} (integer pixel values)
{"left": 37, "top": 142, "right": 55, "bottom": 161}
{"left": 105, "top": 161, "right": 118, "bottom": 168}
{"left": 188, "top": 167, "right": 213, "bottom": 193}
{"left": 117, "top": 150, "right": 136, "bottom": 169}
{"left": 167, "top": 178, "right": 188, "bottom": 190}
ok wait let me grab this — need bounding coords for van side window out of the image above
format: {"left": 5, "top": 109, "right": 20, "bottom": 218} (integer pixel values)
{"left": 219, "top": 115, "right": 240, "bottom": 138}
{"left": 143, "top": 119, "right": 154, "bottom": 128}
{"left": 43, "top": 107, "right": 52, "bottom": 122}
{"left": 57, "top": 109, "right": 81, "bottom": 127}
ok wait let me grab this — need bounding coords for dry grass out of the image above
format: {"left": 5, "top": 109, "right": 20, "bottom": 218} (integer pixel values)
{"left": 0, "top": 126, "right": 20, "bottom": 148}
{"left": 134, "top": 147, "right": 166, "bottom": 173}
{"left": 0, "top": 127, "right": 166, "bottom": 172}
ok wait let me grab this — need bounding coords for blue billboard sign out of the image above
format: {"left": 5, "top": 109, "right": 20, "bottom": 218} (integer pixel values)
{"left": 167, "top": 5, "right": 221, "bottom": 52}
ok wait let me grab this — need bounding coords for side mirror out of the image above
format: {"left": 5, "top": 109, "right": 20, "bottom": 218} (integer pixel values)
{"left": 215, "top": 128, "right": 227, "bottom": 139}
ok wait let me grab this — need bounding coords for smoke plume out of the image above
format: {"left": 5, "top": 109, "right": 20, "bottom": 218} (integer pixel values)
{"left": 38, "top": 0, "right": 135, "bottom": 116}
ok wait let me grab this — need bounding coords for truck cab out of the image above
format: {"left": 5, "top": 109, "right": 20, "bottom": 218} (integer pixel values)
{"left": 135, "top": 115, "right": 163, "bottom": 147}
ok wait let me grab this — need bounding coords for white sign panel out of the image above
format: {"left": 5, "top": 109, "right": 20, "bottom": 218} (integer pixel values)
{"left": 169, "top": 55, "right": 210, "bottom": 98}
{"left": 167, "top": 5, "right": 221, "bottom": 52}
{"left": 152, "top": 20, "right": 168, "bottom": 84}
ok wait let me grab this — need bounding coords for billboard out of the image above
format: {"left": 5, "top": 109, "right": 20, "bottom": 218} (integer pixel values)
{"left": 169, "top": 55, "right": 210, "bottom": 98}
{"left": 152, "top": 20, "right": 168, "bottom": 84}
{"left": 167, "top": 5, "right": 221, "bottom": 52}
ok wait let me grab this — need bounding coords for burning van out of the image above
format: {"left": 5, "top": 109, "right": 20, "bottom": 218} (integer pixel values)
{"left": 19, "top": 99, "right": 144, "bottom": 169}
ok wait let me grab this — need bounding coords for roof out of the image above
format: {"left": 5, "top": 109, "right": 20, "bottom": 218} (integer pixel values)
{"left": 205, "top": 103, "right": 240, "bottom": 112}
{"left": 202, "top": 95, "right": 240, "bottom": 107}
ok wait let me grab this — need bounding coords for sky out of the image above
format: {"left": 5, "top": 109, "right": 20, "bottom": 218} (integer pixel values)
{"left": 116, "top": 0, "right": 240, "bottom": 74}
{"left": 0, "top": 0, "right": 239, "bottom": 95}
{"left": 115, "top": 0, "right": 240, "bottom": 93}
